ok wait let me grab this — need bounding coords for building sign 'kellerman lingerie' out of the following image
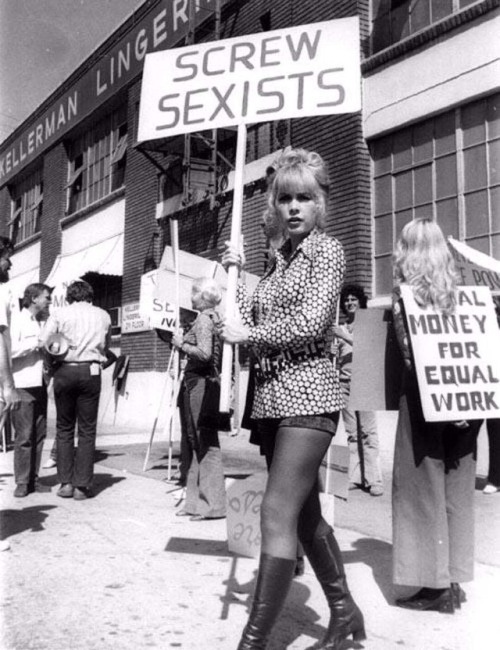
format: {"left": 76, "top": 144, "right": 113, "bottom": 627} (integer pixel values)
{"left": 0, "top": 0, "right": 230, "bottom": 186}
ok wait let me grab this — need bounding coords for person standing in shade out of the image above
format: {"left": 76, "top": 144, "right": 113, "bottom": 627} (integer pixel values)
{"left": 172, "top": 277, "right": 226, "bottom": 520}
{"left": 0, "top": 236, "right": 21, "bottom": 425}
{"left": 10, "top": 283, "right": 53, "bottom": 497}
{"left": 391, "top": 218, "right": 481, "bottom": 613}
{"left": 333, "top": 284, "right": 384, "bottom": 496}
{"left": 221, "top": 148, "right": 365, "bottom": 650}
{"left": 40, "top": 280, "right": 111, "bottom": 500}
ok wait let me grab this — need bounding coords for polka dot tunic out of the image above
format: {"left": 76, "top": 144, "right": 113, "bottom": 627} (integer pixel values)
{"left": 237, "top": 228, "right": 345, "bottom": 419}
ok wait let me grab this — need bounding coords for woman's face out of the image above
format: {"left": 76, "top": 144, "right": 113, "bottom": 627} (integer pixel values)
{"left": 343, "top": 294, "right": 360, "bottom": 318}
{"left": 276, "top": 188, "right": 318, "bottom": 244}
{"left": 191, "top": 288, "right": 204, "bottom": 311}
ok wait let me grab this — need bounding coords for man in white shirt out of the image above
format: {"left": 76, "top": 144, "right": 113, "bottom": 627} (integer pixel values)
{"left": 11, "top": 283, "right": 53, "bottom": 497}
{"left": 40, "top": 280, "right": 111, "bottom": 500}
{"left": 0, "top": 236, "right": 21, "bottom": 427}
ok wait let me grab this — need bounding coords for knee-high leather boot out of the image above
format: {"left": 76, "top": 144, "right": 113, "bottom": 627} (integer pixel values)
{"left": 302, "top": 527, "right": 366, "bottom": 650}
{"left": 237, "top": 554, "right": 296, "bottom": 650}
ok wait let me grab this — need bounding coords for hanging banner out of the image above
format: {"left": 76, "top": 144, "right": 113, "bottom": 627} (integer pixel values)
{"left": 400, "top": 285, "right": 500, "bottom": 422}
{"left": 448, "top": 237, "right": 500, "bottom": 294}
{"left": 138, "top": 17, "right": 361, "bottom": 140}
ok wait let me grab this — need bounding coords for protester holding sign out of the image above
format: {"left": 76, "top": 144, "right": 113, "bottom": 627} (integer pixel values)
{"left": 333, "top": 283, "right": 384, "bottom": 497}
{"left": 172, "top": 277, "right": 226, "bottom": 521}
{"left": 391, "top": 218, "right": 481, "bottom": 614}
{"left": 221, "top": 149, "right": 365, "bottom": 650}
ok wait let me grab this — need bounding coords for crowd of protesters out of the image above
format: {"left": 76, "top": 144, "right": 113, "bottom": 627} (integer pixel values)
{"left": 1, "top": 147, "right": 498, "bottom": 649}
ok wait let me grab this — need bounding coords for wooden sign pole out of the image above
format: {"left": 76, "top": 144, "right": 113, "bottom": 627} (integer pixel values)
{"left": 220, "top": 123, "right": 247, "bottom": 413}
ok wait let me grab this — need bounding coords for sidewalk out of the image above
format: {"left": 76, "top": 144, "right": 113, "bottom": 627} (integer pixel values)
{"left": 0, "top": 418, "right": 499, "bottom": 649}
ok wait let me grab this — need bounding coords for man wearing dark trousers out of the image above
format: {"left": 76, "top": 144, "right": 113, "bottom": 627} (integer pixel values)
{"left": 11, "top": 283, "right": 53, "bottom": 497}
{"left": 40, "top": 280, "right": 111, "bottom": 500}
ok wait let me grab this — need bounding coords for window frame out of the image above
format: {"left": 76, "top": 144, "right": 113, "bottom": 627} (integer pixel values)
{"left": 8, "top": 167, "right": 43, "bottom": 245}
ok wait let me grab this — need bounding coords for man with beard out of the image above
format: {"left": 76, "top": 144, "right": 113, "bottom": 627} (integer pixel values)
{"left": 11, "top": 283, "right": 53, "bottom": 497}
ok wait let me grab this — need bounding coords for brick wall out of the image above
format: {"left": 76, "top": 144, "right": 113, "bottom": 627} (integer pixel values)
{"left": 40, "top": 144, "right": 66, "bottom": 281}
{"left": 121, "top": 82, "right": 169, "bottom": 372}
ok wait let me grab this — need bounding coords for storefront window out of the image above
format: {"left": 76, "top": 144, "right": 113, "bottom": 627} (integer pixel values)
{"left": 66, "top": 105, "right": 127, "bottom": 214}
{"left": 371, "top": 0, "right": 481, "bottom": 54}
{"left": 8, "top": 167, "right": 43, "bottom": 245}
{"left": 371, "top": 92, "right": 500, "bottom": 295}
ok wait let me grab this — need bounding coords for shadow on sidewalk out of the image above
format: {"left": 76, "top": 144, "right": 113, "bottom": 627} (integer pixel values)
{"left": 0, "top": 505, "right": 56, "bottom": 540}
{"left": 343, "top": 537, "right": 393, "bottom": 603}
{"left": 34, "top": 470, "right": 126, "bottom": 497}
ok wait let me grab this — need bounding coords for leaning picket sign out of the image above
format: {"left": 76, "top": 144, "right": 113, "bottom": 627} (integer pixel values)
{"left": 137, "top": 17, "right": 361, "bottom": 412}
{"left": 400, "top": 285, "right": 500, "bottom": 422}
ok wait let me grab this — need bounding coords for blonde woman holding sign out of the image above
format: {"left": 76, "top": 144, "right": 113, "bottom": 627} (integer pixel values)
{"left": 392, "top": 218, "right": 481, "bottom": 614}
{"left": 221, "top": 148, "right": 365, "bottom": 650}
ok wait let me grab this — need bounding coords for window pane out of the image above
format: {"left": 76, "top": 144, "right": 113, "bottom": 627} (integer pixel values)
{"left": 414, "top": 165, "right": 432, "bottom": 205}
{"left": 391, "top": 4, "right": 410, "bottom": 45}
{"left": 414, "top": 204, "right": 433, "bottom": 220}
{"left": 375, "top": 255, "right": 393, "bottom": 295}
{"left": 371, "top": 137, "right": 392, "bottom": 176}
{"left": 413, "top": 120, "right": 433, "bottom": 163}
{"left": 436, "top": 197, "right": 459, "bottom": 239}
{"left": 375, "top": 214, "right": 393, "bottom": 255}
{"left": 492, "top": 233, "right": 500, "bottom": 260}
{"left": 435, "top": 153, "right": 457, "bottom": 199}
{"left": 491, "top": 186, "right": 500, "bottom": 232}
{"left": 487, "top": 93, "right": 500, "bottom": 139}
{"left": 465, "top": 189, "right": 489, "bottom": 237}
{"left": 431, "top": 0, "right": 452, "bottom": 21}
{"left": 489, "top": 137, "right": 500, "bottom": 185}
{"left": 463, "top": 144, "right": 487, "bottom": 192}
{"left": 395, "top": 209, "right": 413, "bottom": 241}
{"left": 435, "top": 111, "right": 455, "bottom": 155}
{"left": 395, "top": 170, "right": 412, "bottom": 210}
{"left": 393, "top": 129, "right": 412, "bottom": 170}
{"left": 374, "top": 175, "right": 392, "bottom": 215}
{"left": 411, "top": 0, "right": 430, "bottom": 34}
{"left": 462, "top": 99, "right": 487, "bottom": 147}
{"left": 465, "top": 236, "right": 489, "bottom": 255}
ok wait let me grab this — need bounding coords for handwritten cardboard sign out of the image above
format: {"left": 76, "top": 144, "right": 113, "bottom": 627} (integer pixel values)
{"left": 226, "top": 473, "right": 266, "bottom": 558}
{"left": 400, "top": 284, "right": 500, "bottom": 421}
{"left": 138, "top": 18, "right": 360, "bottom": 140}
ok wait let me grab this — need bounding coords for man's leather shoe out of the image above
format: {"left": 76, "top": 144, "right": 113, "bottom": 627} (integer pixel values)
{"left": 14, "top": 485, "right": 29, "bottom": 498}
{"left": 32, "top": 482, "right": 52, "bottom": 493}
{"left": 57, "top": 484, "right": 74, "bottom": 498}
{"left": 396, "top": 587, "right": 454, "bottom": 613}
{"left": 73, "top": 487, "right": 93, "bottom": 500}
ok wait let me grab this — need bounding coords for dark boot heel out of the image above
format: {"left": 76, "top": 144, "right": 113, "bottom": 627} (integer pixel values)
{"left": 237, "top": 554, "right": 296, "bottom": 650}
{"left": 437, "top": 590, "right": 454, "bottom": 614}
{"left": 451, "top": 583, "right": 466, "bottom": 609}
{"left": 302, "top": 528, "right": 367, "bottom": 650}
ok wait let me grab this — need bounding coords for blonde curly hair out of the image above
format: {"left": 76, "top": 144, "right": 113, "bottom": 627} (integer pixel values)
{"left": 264, "top": 148, "right": 330, "bottom": 236}
{"left": 393, "top": 218, "right": 457, "bottom": 315}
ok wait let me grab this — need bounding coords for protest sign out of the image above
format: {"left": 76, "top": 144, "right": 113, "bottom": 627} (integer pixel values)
{"left": 448, "top": 238, "right": 500, "bottom": 294}
{"left": 138, "top": 18, "right": 360, "bottom": 140}
{"left": 400, "top": 284, "right": 500, "bottom": 421}
{"left": 349, "top": 308, "right": 403, "bottom": 411}
{"left": 226, "top": 473, "right": 266, "bottom": 558}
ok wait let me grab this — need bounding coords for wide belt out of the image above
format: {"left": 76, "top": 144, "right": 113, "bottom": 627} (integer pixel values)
{"left": 254, "top": 341, "right": 328, "bottom": 383}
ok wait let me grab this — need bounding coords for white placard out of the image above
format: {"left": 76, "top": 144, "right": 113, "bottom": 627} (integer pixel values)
{"left": 448, "top": 237, "right": 500, "bottom": 294}
{"left": 121, "top": 302, "right": 151, "bottom": 334}
{"left": 400, "top": 284, "right": 500, "bottom": 421}
{"left": 226, "top": 473, "right": 266, "bottom": 558}
{"left": 138, "top": 18, "right": 361, "bottom": 140}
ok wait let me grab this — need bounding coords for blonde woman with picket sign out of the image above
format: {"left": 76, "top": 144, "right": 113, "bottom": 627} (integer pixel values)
{"left": 391, "top": 218, "right": 482, "bottom": 614}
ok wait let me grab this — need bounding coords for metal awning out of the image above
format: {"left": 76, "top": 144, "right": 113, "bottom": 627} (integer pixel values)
{"left": 45, "top": 233, "right": 124, "bottom": 287}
